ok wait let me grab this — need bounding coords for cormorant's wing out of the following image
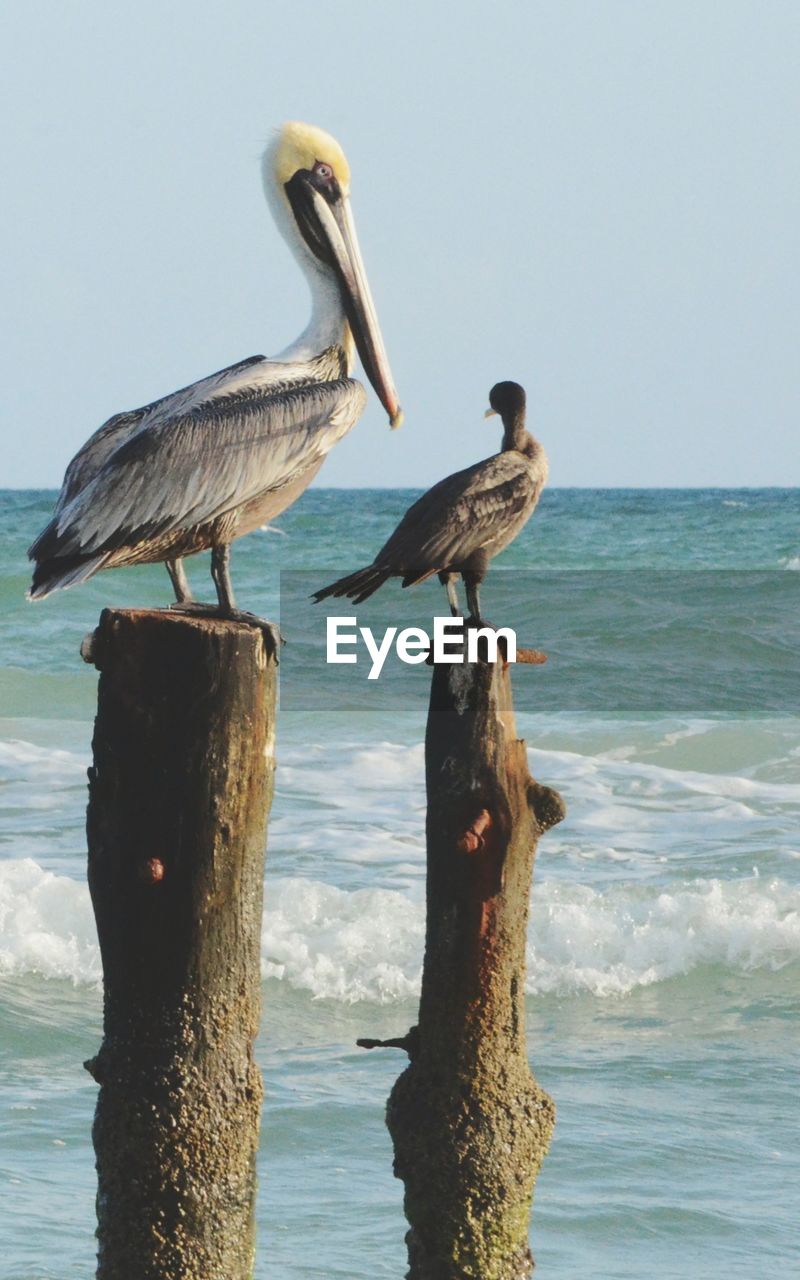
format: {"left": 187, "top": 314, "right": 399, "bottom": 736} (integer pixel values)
{"left": 375, "top": 452, "right": 536, "bottom": 577}
{"left": 35, "top": 376, "right": 366, "bottom": 562}
{"left": 53, "top": 355, "right": 267, "bottom": 512}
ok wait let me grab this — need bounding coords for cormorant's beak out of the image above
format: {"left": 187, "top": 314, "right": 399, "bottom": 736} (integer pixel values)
{"left": 287, "top": 175, "right": 403, "bottom": 428}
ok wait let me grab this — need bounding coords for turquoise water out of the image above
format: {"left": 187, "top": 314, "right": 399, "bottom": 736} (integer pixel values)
{"left": 1, "top": 487, "right": 799, "bottom": 1277}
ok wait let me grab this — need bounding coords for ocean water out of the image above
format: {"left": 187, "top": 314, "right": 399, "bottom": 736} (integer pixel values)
{"left": 1, "top": 486, "right": 799, "bottom": 1279}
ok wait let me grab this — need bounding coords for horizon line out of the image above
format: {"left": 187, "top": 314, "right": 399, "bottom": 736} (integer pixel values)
{"left": 4, "top": 483, "right": 799, "bottom": 494}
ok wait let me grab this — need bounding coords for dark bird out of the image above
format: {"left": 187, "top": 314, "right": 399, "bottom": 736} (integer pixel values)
{"left": 313, "top": 381, "right": 547, "bottom": 622}
{"left": 28, "top": 123, "right": 401, "bottom": 631}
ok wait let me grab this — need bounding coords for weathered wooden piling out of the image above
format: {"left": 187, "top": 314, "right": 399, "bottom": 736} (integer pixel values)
{"left": 82, "top": 608, "right": 277, "bottom": 1280}
{"left": 383, "top": 654, "right": 565, "bottom": 1280}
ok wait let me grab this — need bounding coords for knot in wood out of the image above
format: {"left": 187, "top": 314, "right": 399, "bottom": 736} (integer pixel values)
{"left": 457, "top": 808, "right": 492, "bottom": 854}
{"left": 138, "top": 856, "right": 166, "bottom": 884}
{"left": 80, "top": 629, "right": 100, "bottom": 667}
{"left": 527, "top": 781, "right": 567, "bottom": 833}
{"left": 517, "top": 645, "right": 548, "bottom": 666}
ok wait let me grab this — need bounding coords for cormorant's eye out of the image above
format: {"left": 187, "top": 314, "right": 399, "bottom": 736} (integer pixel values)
{"left": 313, "top": 161, "right": 334, "bottom": 183}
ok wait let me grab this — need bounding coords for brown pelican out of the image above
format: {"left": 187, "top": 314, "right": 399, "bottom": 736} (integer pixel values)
{"left": 313, "top": 381, "right": 547, "bottom": 622}
{"left": 28, "top": 122, "right": 402, "bottom": 631}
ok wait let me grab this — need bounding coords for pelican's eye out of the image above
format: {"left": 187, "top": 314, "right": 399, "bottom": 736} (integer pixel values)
{"left": 309, "top": 159, "right": 342, "bottom": 205}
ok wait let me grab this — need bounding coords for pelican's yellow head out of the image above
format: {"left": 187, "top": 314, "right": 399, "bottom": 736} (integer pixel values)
{"left": 263, "top": 120, "right": 401, "bottom": 429}
{"left": 272, "top": 121, "right": 351, "bottom": 196}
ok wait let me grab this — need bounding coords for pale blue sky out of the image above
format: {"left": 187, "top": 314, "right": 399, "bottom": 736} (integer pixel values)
{"left": 1, "top": 0, "right": 798, "bottom": 488}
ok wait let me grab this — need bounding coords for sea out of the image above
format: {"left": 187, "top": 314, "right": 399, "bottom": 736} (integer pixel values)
{"left": 1, "top": 486, "right": 798, "bottom": 1279}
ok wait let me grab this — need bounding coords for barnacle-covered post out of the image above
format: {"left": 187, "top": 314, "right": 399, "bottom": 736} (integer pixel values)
{"left": 82, "top": 608, "right": 276, "bottom": 1280}
{"left": 385, "top": 652, "right": 564, "bottom": 1279}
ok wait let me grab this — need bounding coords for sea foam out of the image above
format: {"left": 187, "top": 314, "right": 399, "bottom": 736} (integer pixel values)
{"left": 0, "top": 858, "right": 100, "bottom": 984}
{"left": 1, "top": 859, "right": 797, "bottom": 1001}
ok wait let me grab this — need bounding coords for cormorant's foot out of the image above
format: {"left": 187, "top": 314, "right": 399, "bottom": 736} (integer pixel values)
{"left": 464, "top": 614, "right": 495, "bottom": 631}
{"left": 166, "top": 602, "right": 284, "bottom": 661}
{"left": 464, "top": 615, "right": 511, "bottom": 664}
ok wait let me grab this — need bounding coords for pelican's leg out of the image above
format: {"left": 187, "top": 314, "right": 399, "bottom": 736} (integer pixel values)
{"left": 211, "top": 543, "right": 236, "bottom": 612}
{"left": 438, "top": 571, "right": 462, "bottom": 618}
{"left": 169, "top": 546, "right": 282, "bottom": 656}
{"left": 209, "top": 543, "right": 284, "bottom": 658}
{"left": 166, "top": 557, "right": 193, "bottom": 604}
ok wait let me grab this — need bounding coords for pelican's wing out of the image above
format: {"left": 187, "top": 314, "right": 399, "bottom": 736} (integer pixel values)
{"left": 53, "top": 355, "right": 267, "bottom": 511}
{"left": 34, "top": 377, "right": 366, "bottom": 563}
{"left": 375, "top": 452, "right": 535, "bottom": 578}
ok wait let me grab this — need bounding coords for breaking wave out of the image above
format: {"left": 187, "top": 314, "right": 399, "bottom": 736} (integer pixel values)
{"left": 1, "top": 859, "right": 797, "bottom": 1002}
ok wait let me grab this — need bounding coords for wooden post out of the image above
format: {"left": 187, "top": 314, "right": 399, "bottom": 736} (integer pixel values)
{"left": 384, "top": 655, "right": 565, "bottom": 1280}
{"left": 82, "top": 608, "right": 276, "bottom": 1280}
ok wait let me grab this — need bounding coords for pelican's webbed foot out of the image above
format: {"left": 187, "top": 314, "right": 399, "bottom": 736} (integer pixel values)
{"left": 166, "top": 601, "right": 284, "bottom": 661}
{"left": 163, "top": 544, "right": 284, "bottom": 659}
{"left": 222, "top": 608, "right": 284, "bottom": 660}
{"left": 167, "top": 600, "right": 217, "bottom": 614}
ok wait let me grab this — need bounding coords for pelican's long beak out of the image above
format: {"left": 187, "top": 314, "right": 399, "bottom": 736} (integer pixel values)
{"left": 287, "top": 175, "right": 403, "bottom": 428}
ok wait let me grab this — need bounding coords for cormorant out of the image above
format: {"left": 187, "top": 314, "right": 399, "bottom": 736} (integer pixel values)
{"left": 313, "top": 381, "right": 546, "bottom": 623}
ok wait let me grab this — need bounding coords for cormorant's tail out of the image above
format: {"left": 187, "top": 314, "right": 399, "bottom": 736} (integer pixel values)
{"left": 312, "top": 564, "right": 392, "bottom": 606}
{"left": 28, "top": 551, "right": 109, "bottom": 600}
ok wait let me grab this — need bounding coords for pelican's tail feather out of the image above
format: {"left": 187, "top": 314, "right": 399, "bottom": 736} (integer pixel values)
{"left": 28, "top": 552, "right": 109, "bottom": 601}
{"left": 312, "top": 564, "right": 392, "bottom": 606}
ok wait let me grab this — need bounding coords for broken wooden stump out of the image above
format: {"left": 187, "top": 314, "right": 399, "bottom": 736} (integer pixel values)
{"left": 82, "top": 607, "right": 277, "bottom": 1280}
{"left": 384, "top": 652, "right": 565, "bottom": 1280}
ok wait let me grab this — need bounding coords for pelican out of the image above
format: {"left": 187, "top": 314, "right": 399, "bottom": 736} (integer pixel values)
{"left": 28, "top": 122, "right": 402, "bottom": 634}
{"left": 313, "top": 381, "right": 546, "bottom": 622}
